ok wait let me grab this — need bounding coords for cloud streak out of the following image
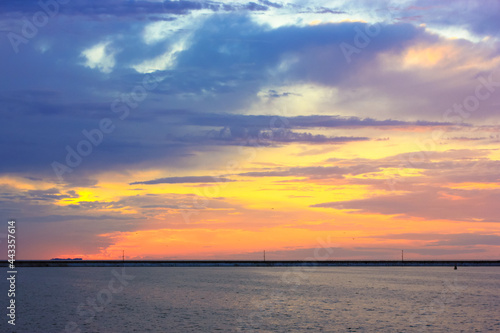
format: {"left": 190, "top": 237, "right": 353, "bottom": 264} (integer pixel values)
{"left": 130, "top": 176, "right": 235, "bottom": 185}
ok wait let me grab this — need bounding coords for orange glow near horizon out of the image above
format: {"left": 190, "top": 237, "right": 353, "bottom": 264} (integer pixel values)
{"left": 37, "top": 133, "right": 500, "bottom": 261}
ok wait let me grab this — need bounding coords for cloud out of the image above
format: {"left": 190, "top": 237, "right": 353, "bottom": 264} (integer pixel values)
{"left": 132, "top": 36, "right": 190, "bottom": 73}
{"left": 25, "top": 188, "right": 79, "bottom": 201}
{"left": 0, "top": 185, "right": 79, "bottom": 202}
{"left": 2, "top": 0, "right": 500, "bottom": 260}
{"left": 312, "top": 188, "right": 500, "bottom": 222}
{"left": 371, "top": 232, "right": 500, "bottom": 246}
{"left": 401, "top": 0, "right": 500, "bottom": 38}
{"left": 206, "top": 127, "right": 370, "bottom": 145}
{"left": 258, "top": 0, "right": 283, "bottom": 9}
{"left": 429, "top": 233, "right": 500, "bottom": 246}
{"left": 405, "top": 248, "right": 485, "bottom": 255}
{"left": 237, "top": 164, "right": 380, "bottom": 179}
{"left": 0, "top": 7, "right": 473, "bottom": 182}
{"left": 130, "top": 176, "right": 235, "bottom": 185}
{"left": 81, "top": 41, "right": 118, "bottom": 73}
{"left": 189, "top": 114, "right": 453, "bottom": 129}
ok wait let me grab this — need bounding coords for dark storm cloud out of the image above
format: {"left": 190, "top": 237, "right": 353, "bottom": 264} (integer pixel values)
{"left": 187, "top": 114, "right": 452, "bottom": 129}
{"left": 177, "top": 16, "right": 426, "bottom": 86}
{"left": 254, "top": 131, "right": 369, "bottom": 144}
{"left": 0, "top": 0, "right": 254, "bottom": 19}
{"left": 205, "top": 127, "right": 370, "bottom": 145}
{"left": 0, "top": 0, "right": 487, "bottom": 185}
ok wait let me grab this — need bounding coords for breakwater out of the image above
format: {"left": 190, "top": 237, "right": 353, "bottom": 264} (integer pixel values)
{"left": 1, "top": 260, "right": 499, "bottom": 267}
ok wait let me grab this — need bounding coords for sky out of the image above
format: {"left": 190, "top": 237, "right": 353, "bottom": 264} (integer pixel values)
{"left": 0, "top": 0, "right": 499, "bottom": 260}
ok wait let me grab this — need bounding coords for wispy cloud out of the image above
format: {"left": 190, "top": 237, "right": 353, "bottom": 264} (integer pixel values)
{"left": 130, "top": 176, "right": 235, "bottom": 185}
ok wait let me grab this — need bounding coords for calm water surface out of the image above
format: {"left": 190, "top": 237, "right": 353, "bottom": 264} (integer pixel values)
{"left": 2, "top": 267, "right": 499, "bottom": 332}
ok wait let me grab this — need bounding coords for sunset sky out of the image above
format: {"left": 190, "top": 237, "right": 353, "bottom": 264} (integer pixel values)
{"left": 1, "top": 0, "right": 500, "bottom": 260}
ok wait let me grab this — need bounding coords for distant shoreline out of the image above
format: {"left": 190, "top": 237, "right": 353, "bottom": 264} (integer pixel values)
{"left": 1, "top": 260, "right": 499, "bottom": 267}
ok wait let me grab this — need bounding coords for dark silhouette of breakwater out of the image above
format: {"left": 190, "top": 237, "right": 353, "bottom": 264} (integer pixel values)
{"left": 2, "top": 260, "right": 499, "bottom": 267}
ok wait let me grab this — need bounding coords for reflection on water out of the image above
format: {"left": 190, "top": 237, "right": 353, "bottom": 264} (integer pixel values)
{"left": 2, "top": 267, "right": 499, "bottom": 332}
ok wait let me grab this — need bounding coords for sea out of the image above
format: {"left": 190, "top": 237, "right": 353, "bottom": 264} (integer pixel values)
{"left": 1, "top": 266, "right": 499, "bottom": 332}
